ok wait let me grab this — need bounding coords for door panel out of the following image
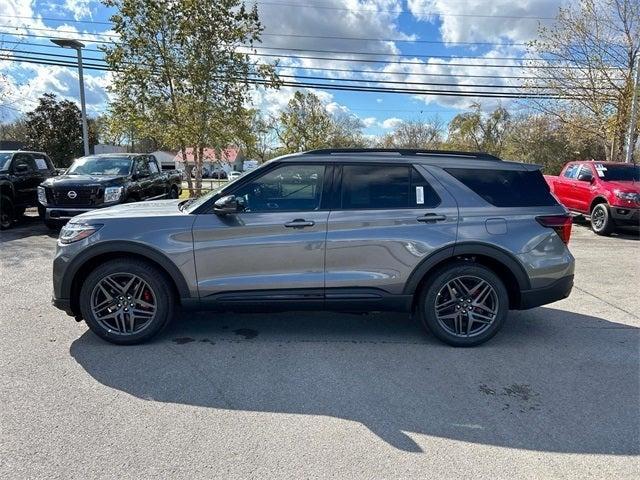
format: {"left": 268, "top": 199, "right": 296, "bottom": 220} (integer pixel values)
{"left": 12, "top": 154, "right": 41, "bottom": 206}
{"left": 325, "top": 164, "right": 458, "bottom": 296}
{"left": 192, "top": 162, "right": 330, "bottom": 298}
{"left": 192, "top": 211, "right": 328, "bottom": 296}
{"left": 572, "top": 165, "right": 595, "bottom": 213}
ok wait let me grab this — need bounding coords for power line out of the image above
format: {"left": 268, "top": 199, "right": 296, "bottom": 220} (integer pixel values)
{"left": 0, "top": 41, "right": 609, "bottom": 81}
{"left": 1, "top": 48, "right": 618, "bottom": 92}
{"left": 0, "top": 14, "right": 535, "bottom": 46}
{"left": 250, "top": 1, "right": 557, "bottom": 20}
{"left": 0, "top": 54, "right": 602, "bottom": 100}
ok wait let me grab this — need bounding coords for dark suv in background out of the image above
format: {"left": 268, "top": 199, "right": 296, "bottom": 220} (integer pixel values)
{"left": 52, "top": 149, "right": 574, "bottom": 347}
{"left": 39, "top": 153, "right": 182, "bottom": 229}
{"left": 0, "top": 150, "right": 56, "bottom": 229}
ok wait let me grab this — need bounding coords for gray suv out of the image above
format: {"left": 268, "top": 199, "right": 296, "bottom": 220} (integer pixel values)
{"left": 52, "top": 149, "right": 575, "bottom": 347}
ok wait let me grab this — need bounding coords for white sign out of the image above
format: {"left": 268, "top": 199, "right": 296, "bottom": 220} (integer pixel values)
{"left": 416, "top": 186, "right": 424, "bottom": 205}
{"left": 34, "top": 158, "right": 48, "bottom": 170}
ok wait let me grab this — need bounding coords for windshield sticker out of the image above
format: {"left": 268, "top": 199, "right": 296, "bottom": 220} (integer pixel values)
{"left": 416, "top": 186, "right": 424, "bottom": 204}
{"left": 34, "top": 158, "right": 48, "bottom": 170}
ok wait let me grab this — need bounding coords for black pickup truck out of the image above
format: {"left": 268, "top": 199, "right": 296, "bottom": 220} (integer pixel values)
{"left": 0, "top": 150, "right": 57, "bottom": 229}
{"left": 39, "top": 153, "right": 182, "bottom": 229}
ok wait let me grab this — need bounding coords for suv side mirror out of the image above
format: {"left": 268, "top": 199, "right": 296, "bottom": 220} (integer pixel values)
{"left": 577, "top": 172, "right": 594, "bottom": 183}
{"left": 213, "top": 195, "right": 241, "bottom": 215}
{"left": 14, "top": 164, "right": 30, "bottom": 175}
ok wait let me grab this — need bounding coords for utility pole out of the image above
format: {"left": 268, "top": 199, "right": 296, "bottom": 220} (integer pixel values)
{"left": 625, "top": 55, "right": 639, "bottom": 163}
{"left": 50, "top": 38, "right": 90, "bottom": 157}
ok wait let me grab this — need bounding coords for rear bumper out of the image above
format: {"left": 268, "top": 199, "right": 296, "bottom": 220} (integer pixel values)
{"left": 610, "top": 206, "right": 639, "bottom": 226}
{"left": 518, "top": 274, "right": 574, "bottom": 310}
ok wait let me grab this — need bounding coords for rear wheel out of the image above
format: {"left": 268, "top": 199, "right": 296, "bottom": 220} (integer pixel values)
{"left": 79, "top": 259, "right": 175, "bottom": 345}
{"left": 590, "top": 203, "right": 615, "bottom": 236}
{"left": 418, "top": 262, "right": 508, "bottom": 347}
{"left": 0, "top": 195, "right": 14, "bottom": 230}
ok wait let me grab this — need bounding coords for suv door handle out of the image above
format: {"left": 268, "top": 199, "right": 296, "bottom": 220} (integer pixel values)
{"left": 417, "top": 213, "right": 447, "bottom": 223}
{"left": 284, "top": 219, "right": 315, "bottom": 228}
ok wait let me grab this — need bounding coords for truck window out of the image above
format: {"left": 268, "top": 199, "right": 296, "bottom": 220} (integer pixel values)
{"left": 32, "top": 154, "right": 52, "bottom": 171}
{"left": 13, "top": 154, "right": 36, "bottom": 173}
{"left": 147, "top": 158, "right": 159, "bottom": 174}
{"left": 563, "top": 164, "right": 579, "bottom": 179}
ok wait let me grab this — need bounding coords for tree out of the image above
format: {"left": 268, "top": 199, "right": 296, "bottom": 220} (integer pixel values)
{"left": 378, "top": 118, "right": 444, "bottom": 148}
{"left": 103, "top": 0, "right": 279, "bottom": 195}
{"left": 527, "top": 0, "right": 640, "bottom": 161}
{"left": 0, "top": 117, "right": 29, "bottom": 145}
{"left": 275, "top": 91, "right": 366, "bottom": 153}
{"left": 447, "top": 104, "right": 511, "bottom": 155}
{"left": 23, "top": 93, "right": 90, "bottom": 167}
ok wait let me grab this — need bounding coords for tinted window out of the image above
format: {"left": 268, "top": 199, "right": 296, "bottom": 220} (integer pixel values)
{"left": 233, "top": 164, "right": 325, "bottom": 212}
{"left": 563, "top": 164, "right": 579, "bottom": 179}
{"left": 445, "top": 168, "right": 557, "bottom": 207}
{"left": 68, "top": 156, "right": 133, "bottom": 175}
{"left": 596, "top": 163, "right": 640, "bottom": 181}
{"left": 0, "top": 153, "right": 12, "bottom": 170}
{"left": 13, "top": 154, "right": 35, "bottom": 173}
{"left": 341, "top": 165, "right": 439, "bottom": 209}
{"left": 135, "top": 158, "right": 150, "bottom": 176}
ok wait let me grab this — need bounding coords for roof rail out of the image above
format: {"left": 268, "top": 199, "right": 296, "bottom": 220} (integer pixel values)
{"left": 302, "top": 148, "right": 501, "bottom": 161}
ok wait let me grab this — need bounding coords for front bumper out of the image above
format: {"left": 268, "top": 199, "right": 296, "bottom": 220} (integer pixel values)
{"left": 518, "top": 274, "right": 574, "bottom": 310}
{"left": 610, "top": 206, "right": 639, "bottom": 226}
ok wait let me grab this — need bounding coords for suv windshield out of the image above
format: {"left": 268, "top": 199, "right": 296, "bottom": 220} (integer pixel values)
{"left": 67, "top": 156, "right": 133, "bottom": 175}
{"left": 0, "top": 153, "right": 12, "bottom": 170}
{"left": 596, "top": 164, "right": 640, "bottom": 181}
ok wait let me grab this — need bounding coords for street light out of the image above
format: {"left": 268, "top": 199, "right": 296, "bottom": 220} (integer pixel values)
{"left": 50, "top": 38, "right": 89, "bottom": 157}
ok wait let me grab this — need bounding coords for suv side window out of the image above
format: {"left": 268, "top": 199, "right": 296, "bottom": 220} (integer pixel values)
{"left": 12, "top": 154, "right": 36, "bottom": 173}
{"left": 31, "top": 153, "right": 52, "bottom": 171}
{"left": 233, "top": 164, "right": 325, "bottom": 212}
{"left": 340, "top": 165, "right": 439, "bottom": 209}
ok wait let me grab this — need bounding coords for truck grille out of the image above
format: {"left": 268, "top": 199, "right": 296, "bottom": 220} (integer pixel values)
{"left": 50, "top": 187, "right": 101, "bottom": 206}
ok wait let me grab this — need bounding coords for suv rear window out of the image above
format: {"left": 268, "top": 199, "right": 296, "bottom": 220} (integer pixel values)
{"left": 445, "top": 168, "right": 557, "bottom": 207}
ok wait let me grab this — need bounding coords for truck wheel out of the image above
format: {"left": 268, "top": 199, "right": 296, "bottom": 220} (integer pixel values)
{"left": 0, "top": 195, "right": 14, "bottom": 230}
{"left": 590, "top": 203, "right": 615, "bottom": 236}
{"left": 417, "top": 262, "right": 508, "bottom": 347}
{"left": 79, "top": 258, "right": 175, "bottom": 345}
{"left": 169, "top": 186, "right": 179, "bottom": 199}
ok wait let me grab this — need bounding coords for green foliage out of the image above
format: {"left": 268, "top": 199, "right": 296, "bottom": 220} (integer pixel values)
{"left": 23, "top": 93, "right": 87, "bottom": 167}
{"left": 447, "top": 103, "right": 511, "bottom": 156}
{"left": 275, "top": 91, "right": 366, "bottom": 153}
{"left": 102, "top": 0, "right": 279, "bottom": 193}
{"left": 378, "top": 118, "right": 444, "bottom": 148}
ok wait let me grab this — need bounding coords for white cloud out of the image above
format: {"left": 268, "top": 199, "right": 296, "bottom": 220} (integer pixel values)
{"left": 407, "top": 0, "right": 562, "bottom": 44}
{"left": 63, "top": 0, "right": 94, "bottom": 21}
{"left": 381, "top": 117, "right": 403, "bottom": 129}
{"left": 362, "top": 116, "right": 377, "bottom": 128}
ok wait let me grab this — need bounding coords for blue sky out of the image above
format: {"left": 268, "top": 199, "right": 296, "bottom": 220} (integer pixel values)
{"left": 0, "top": 1, "right": 566, "bottom": 136}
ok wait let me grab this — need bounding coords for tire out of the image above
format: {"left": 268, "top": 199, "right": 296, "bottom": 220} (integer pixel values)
{"left": 0, "top": 195, "right": 14, "bottom": 230}
{"left": 590, "top": 203, "right": 615, "bottom": 236}
{"left": 79, "top": 259, "right": 175, "bottom": 345}
{"left": 417, "top": 262, "right": 509, "bottom": 347}
{"left": 168, "top": 186, "right": 179, "bottom": 199}
{"left": 14, "top": 207, "right": 26, "bottom": 218}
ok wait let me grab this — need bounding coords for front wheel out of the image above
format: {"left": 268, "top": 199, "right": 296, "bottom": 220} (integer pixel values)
{"left": 418, "top": 262, "right": 509, "bottom": 347}
{"left": 79, "top": 259, "right": 175, "bottom": 345}
{"left": 590, "top": 203, "right": 615, "bottom": 236}
{"left": 0, "top": 195, "right": 14, "bottom": 230}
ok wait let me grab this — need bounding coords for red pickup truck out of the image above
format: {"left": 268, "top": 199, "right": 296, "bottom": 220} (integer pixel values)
{"left": 545, "top": 161, "right": 639, "bottom": 235}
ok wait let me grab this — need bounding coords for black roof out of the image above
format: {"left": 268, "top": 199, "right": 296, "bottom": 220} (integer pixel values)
{"left": 302, "top": 148, "right": 502, "bottom": 161}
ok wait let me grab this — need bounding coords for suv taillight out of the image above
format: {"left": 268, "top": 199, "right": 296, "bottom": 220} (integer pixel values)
{"left": 536, "top": 215, "right": 572, "bottom": 244}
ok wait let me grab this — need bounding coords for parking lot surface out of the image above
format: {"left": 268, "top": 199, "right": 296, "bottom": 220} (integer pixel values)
{"left": 1, "top": 214, "right": 638, "bottom": 479}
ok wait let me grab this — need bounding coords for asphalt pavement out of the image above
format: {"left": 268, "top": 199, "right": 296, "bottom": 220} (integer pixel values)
{"left": 1, "top": 213, "right": 638, "bottom": 479}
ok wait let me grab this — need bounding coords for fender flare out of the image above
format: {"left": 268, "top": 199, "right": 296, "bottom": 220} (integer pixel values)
{"left": 62, "top": 240, "right": 191, "bottom": 300}
{"left": 403, "top": 242, "right": 530, "bottom": 295}
{"left": 0, "top": 180, "right": 15, "bottom": 199}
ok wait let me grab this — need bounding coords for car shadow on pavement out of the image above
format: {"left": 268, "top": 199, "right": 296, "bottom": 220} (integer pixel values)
{"left": 0, "top": 214, "right": 58, "bottom": 241}
{"left": 70, "top": 307, "right": 639, "bottom": 455}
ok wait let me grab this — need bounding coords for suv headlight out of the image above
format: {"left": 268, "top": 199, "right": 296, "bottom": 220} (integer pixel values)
{"left": 104, "top": 186, "right": 123, "bottom": 203}
{"left": 615, "top": 191, "right": 640, "bottom": 202}
{"left": 37, "top": 186, "right": 47, "bottom": 205}
{"left": 59, "top": 223, "right": 102, "bottom": 244}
